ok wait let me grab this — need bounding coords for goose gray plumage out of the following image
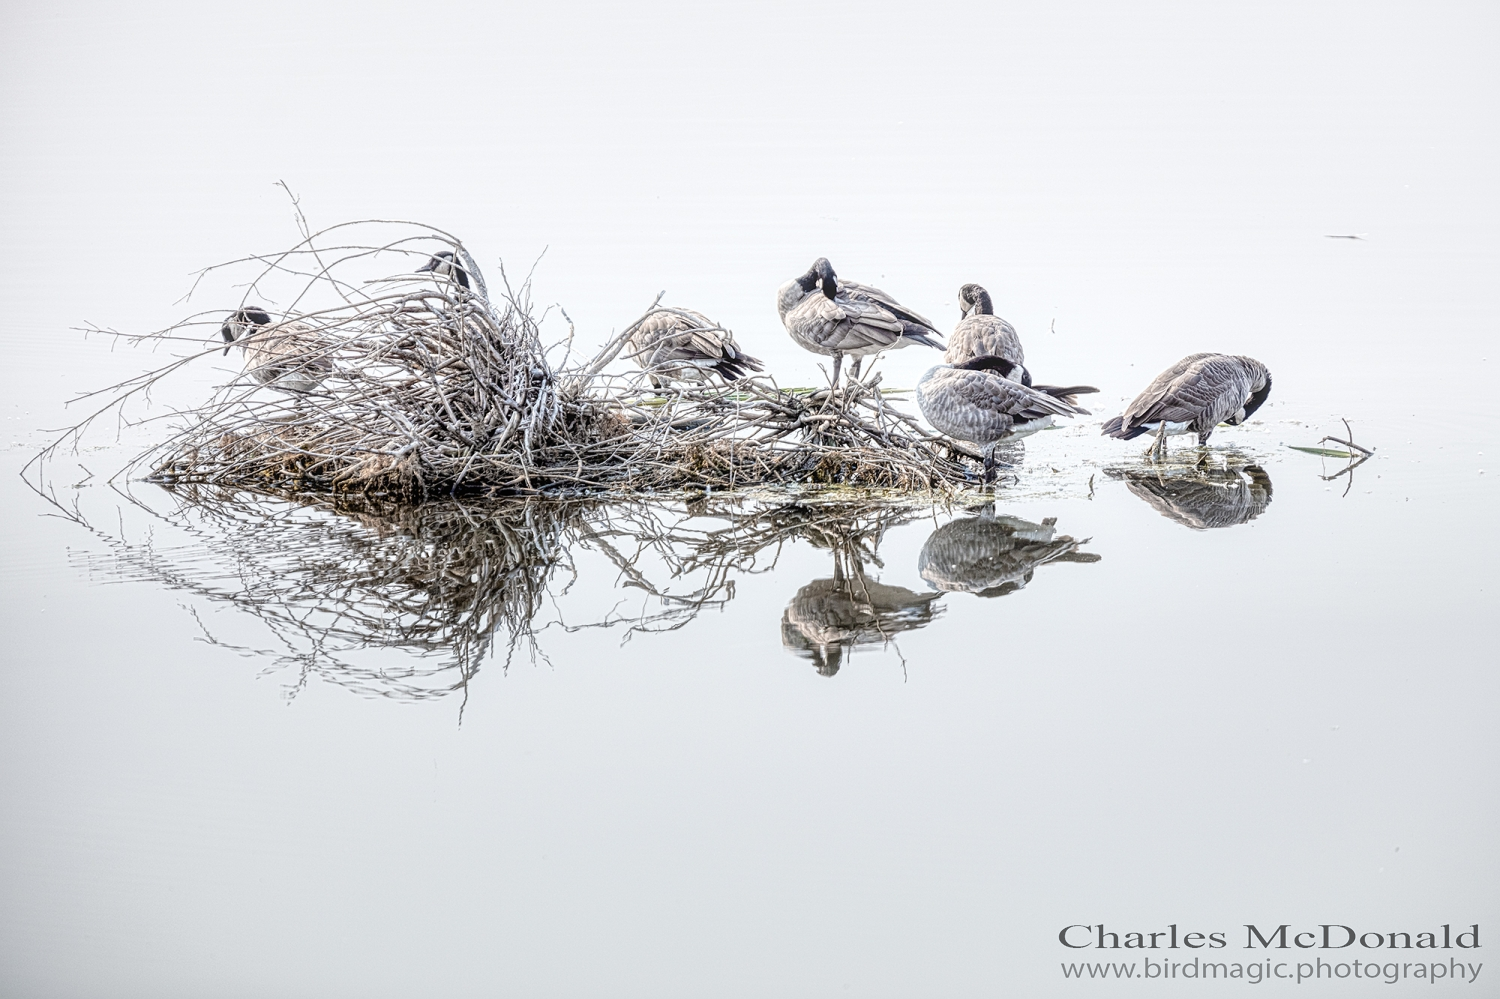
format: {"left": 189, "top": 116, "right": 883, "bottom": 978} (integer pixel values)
{"left": 625, "top": 307, "right": 765, "bottom": 389}
{"left": 918, "top": 511, "right": 1100, "bottom": 597}
{"left": 1102, "top": 353, "right": 1272, "bottom": 458}
{"left": 776, "top": 257, "right": 942, "bottom": 385}
{"left": 944, "top": 284, "right": 1027, "bottom": 380}
{"left": 417, "top": 250, "right": 470, "bottom": 291}
{"left": 916, "top": 355, "right": 1098, "bottom": 481}
{"left": 1106, "top": 464, "right": 1273, "bottom": 530}
{"left": 780, "top": 571, "right": 942, "bottom": 676}
{"left": 220, "top": 307, "right": 334, "bottom": 393}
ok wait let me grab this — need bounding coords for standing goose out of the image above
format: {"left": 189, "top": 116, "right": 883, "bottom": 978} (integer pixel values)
{"left": 1102, "top": 353, "right": 1272, "bottom": 458}
{"left": 625, "top": 307, "right": 765, "bottom": 389}
{"left": 916, "top": 355, "right": 1098, "bottom": 482}
{"left": 945, "top": 283, "right": 1028, "bottom": 381}
{"left": 220, "top": 307, "right": 334, "bottom": 393}
{"left": 417, "top": 250, "right": 470, "bottom": 291}
{"left": 776, "top": 257, "right": 942, "bottom": 386}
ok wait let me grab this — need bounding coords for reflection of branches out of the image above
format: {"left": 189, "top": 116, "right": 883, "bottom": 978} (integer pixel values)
{"left": 77, "top": 486, "right": 582, "bottom": 702}
{"left": 1321, "top": 451, "right": 1372, "bottom": 496}
{"left": 566, "top": 497, "right": 926, "bottom": 641}
{"left": 73, "top": 486, "right": 939, "bottom": 702}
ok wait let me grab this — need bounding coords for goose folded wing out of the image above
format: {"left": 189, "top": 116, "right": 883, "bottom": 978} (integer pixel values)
{"left": 803, "top": 292, "right": 906, "bottom": 351}
{"left": 625, "top": 312, "right": 679, "bottom": 356}
{"left": 1166, "top": 357, "right": 1254, "bottom": 423}
{"left": 1119, "top": 353, "right": 1211, "bottom": 420}
{"left": 679, "top": 325, "right": 731, "bottom": 361}
{"left": 839, "top": 279, "right": 939, "bottom": 333}
{"left": 950, "top": 372, "right": 1081, "bottom": 420}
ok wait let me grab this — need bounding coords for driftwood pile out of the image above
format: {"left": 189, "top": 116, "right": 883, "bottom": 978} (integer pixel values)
{"left": 48, "top": 221, "right": 984, "bottom": 499}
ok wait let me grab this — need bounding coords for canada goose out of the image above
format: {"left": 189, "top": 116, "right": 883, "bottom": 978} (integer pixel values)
{"left": 780, "top": 570, "right": 942, "bottom": 676}
{"left": 918, "top": 511, "right": 1100, "bottom": 597}
{"left": 945, "top": 284, "right": 1027, "bottom": 380}
{"left": 417, "top": 250, "right": 470, "bottom": 291}
{"left": 915, "top": 355, "right": 1098, "bottom": 481}
{"left": 1102, "top": 353, "right": 1272, "bottom": 458}
{"left": 220, "top": 307, "right": 333, "bottom": 393}
{"left": 625, "top": 307, "right": 765, "bottom": 389}
{"left": 1106, "top": 464, "right": 1273, "bottom": 530}
{"left": 776, "top": 257, "right": 942, "bottom": 386}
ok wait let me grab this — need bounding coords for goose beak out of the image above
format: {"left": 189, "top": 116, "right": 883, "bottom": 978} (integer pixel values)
{"left": 416, "top": 260, "right": 436, "bottom": 274}
{"left": 220, "top": 326, "right": 234, "bottom": 355}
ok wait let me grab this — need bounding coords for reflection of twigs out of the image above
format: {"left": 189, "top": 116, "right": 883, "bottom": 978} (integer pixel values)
{"left": 73, "top": 486, "right": 936, "bottom": 703}
{"left": 1321, "top": 451, "right": 1373, "bottom": 496}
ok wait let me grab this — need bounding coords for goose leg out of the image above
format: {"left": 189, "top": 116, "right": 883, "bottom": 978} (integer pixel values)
{"left": 1144, "top": 422, "right": 1168, "bottom": 461}
{"left": 817, "top": 353, "right": 845, "bottom": 414}
{"left": 848, "top": 356, "right": 863, "bottom": 384}
{"left": 981, "top": 443, "right": 1015, "bottom": 486}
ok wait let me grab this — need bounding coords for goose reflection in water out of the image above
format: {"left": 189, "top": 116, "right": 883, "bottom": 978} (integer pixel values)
{"left": 778, "top": 503, "right": 942, "bottom": 676}
{"left": 781, "top": 569, "right": 942, "bottom": 676}
{"left": 1106, "top": 463, "right": 1273, "bottom": 529}
{"left": 918, "top": 509, "right": 1100, "bottom": 598}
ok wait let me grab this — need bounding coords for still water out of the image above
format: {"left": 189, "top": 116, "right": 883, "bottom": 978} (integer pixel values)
{"left": 2, "top": 2, "right": 1498, "bottom": 996}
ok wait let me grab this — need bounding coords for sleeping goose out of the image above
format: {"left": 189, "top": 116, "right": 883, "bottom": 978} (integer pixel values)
{"left": 625, "top": 307, "right": 765, "bottom": 389}
{"left": 1102, "top": 353, "right": 1272, "bottom": 458}
{"left": 220, "top": 307, "right": 334, "bottom": 393}
{"left": 916, "top": 355, "right": 1098, "bottom": 482}
{"left": 944, "top": 284, "right": 1027, "bottom": 380}
{"left": 417, "top": 250, "right": 470, "bottom": 291}
{"left": 776, "top": 257, "right": 942, "bottom": 386}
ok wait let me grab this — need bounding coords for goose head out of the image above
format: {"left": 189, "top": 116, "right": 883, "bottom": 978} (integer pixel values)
{"left": 778, "top": 257, "right": 838, "bottom": 317}
{"left": 220, "top": 307, "right": 272, "bottom": 355}
{"left": 418, "top": 250, "right": 470, "bottom": 290}
{"left": 793, "top": 257, "right": 838, "bottom": 299}
{"left": 1230, "top": 360, "right": 1272, "bottom": 424}
{"left": 958, "top": 283, "right": 994, "bottom": 317}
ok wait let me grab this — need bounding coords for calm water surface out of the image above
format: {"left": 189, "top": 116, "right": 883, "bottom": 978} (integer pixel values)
{"left": 2, "top": 3, "right": 1497, "bottom": 996}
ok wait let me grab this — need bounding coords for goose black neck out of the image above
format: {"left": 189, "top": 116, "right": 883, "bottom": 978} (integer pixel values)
{"left": 953, "top": 354, "right": 1018, "bottom": 378}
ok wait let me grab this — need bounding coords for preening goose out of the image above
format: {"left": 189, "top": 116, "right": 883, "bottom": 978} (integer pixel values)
{"left": 417, "top": 251, "right": 470, "bottom": 291}
{"left": 916, "top": 355, "right": 1098, "bottom": 481}
{"left": 776, "top": 257, "right": 942, "bottom": 386}
{"left": 625, "top": 307, "right": 765, "bottom": 389}
{"left": 1102, "top": 353, "right": 1272, "bottom": 458}
{"left": 918, "top": 511, "right": 1100, "bottom": 597}
{"left": 220, "top": 307, "right": 333, "bottom": 393}
{"left": 1106, "top": 464, "right": 1273, "bottom": 530}
{"left": 945, "top": 284, "right": 1027, "bottom": 379}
